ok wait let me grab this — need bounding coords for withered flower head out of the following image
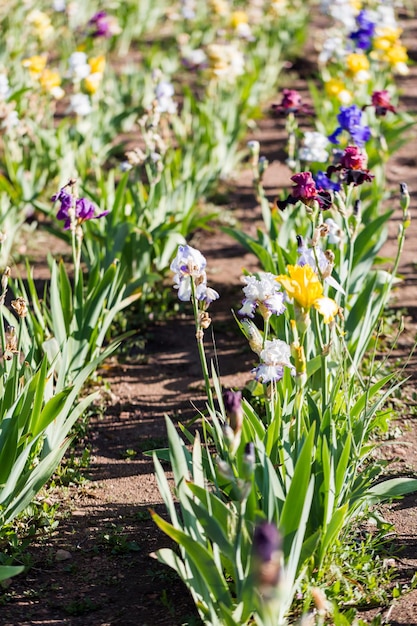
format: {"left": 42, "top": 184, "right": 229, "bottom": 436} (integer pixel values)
{"left": 11, "top": 297, "right": 28, "bottom": 318}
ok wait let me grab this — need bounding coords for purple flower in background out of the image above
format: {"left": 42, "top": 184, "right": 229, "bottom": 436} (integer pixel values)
{"left": 52, "top": 187, "right": 109, "bottom": 230}
{"left": 87, "top": 11, "right": 120, "bottom": 38}
{"left": 349, "top": 10, "right": 376, "bottom": 50}
{"left": 88, "top": 11, "right": 110, "bottom": 36}
{"left": 253, "top": 522, "right": 282, "bottom": 562}
{"left": 271, "top": 88, "right": 314, "bottom": 116}
{"left": 252, "top": 521, "right": 282, "bottom": 587}
{"left": 328, "top": 105, "right": 371, "bottom": 147}
{"left": 223, "top": 389, "right": 243, "bottom": 434}
{"left": 367, "top": 90, "right": 397, "bottom": 117}
{"left": 52, "top": 188, "right": 73, "bottom": 219}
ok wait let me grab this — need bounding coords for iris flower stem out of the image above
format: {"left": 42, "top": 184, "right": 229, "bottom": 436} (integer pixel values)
{"left": 266, "top": 380, "right": 277, "bottom": 426}
{"left": 341, "top": 185, "right": 357, "bottom": 309}
{"left": 263, "top": 316, "right": 270, "bottom": 349}
{"left": 286, "top": 112, "right": 298, "bottom": 170}
{"left": 190, "top": 278, "right": 215, "bottom": 414}
{"left": 10, "top": 318, "right": 25, "bottom": 399}
{"left": 293, "top": 328, "right": 307, "bottom": 443}
{"left": 0, "top": 307, "right": 5, "bottom": 357}
{"left": 318, "top": 315, "right": 329, "bottom": 410}
{"left": 71, "top": 230, "right": 80, "bottom": 286}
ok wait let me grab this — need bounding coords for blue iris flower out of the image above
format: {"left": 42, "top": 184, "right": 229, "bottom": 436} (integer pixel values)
{"left": 328, "top": 105, "right": 371, "bottom": 147}
{"left": 349, "top": 10, "right": 376, "bottom": 51}
{"left": 314, "top": 171, "right": 341, "bottom": 192}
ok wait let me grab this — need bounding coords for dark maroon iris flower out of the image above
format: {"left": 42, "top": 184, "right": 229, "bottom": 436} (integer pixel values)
{"left": 326, "top": 145, "right": 374, "bottom": 186}
{"left": 277, "top": 171, "right": 332, "bottom": 211}
{"left": 366, "top": 90, "right": 397, "bottom": 116}
{"left": 271, "top": 89, "right": 314, "bottom": 116}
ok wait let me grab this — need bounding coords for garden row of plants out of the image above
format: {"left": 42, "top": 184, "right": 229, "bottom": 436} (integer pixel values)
{"left": 0, "top": 0, "right": 416, "bottom": 624}
{"left": 0, "top": 0, "right": 310, "bottom": 586}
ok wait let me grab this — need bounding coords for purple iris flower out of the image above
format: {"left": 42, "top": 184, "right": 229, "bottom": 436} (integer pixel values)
{"left": 88, "top": 11, "right": 112, "bottom": 37}
{"left": 52, "top": 188, "right": 109, "bottom": 230}
{"left": 253, "top": 522, "right": 282, "bottom": 563}
{"left": 328, "top": 105, "right": 371, "bottom": 147}
{"left": 349, "top": 10, "right": 376, "bottom": 50}
{"left": 314, "top": 171, "right": 341, "bottom": 192}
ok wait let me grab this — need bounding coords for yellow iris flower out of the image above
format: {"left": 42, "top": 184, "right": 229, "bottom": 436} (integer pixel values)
{"left": 385, "top": 43, "right": 408, "bottom": 66}
{"left": 39, "top": 69, "right": 61, "bottom": 90}
{"left": 276, "top": 265, "right": 338, "bottom": 324}
{"left": 39, "top": 69, "right": 65, "bottom": 99}
{"left": 277, "top": 265, "right": 323, "bottom": 310}
{"left": 22, "top": 55, "right": 47, "bottom": 76}
{"left": 230, "top": 11, "right": 248, "bottom": 27}
{"left": 324, "top": 78, "right": 352, "bottom": 104}
{"left": 346, "top": 52, "right": 370, "bottom": 74}
{"left": 89, "top": 55, "right": 106, "bottom": 75}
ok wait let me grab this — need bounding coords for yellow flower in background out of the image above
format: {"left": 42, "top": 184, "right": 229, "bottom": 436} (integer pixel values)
{"left": 385, "top": 43, "right": 408, "bottom": 66}
{"left": 230, "top": 11, "right": 248, "bottom": 28}
{"left": 209, "top": 0, "right": 228, "bottom": 16}
{"left": 39, "top": 68, "right": 60, "bottom": 90}
{"left": 350, "top": 0, "right": 362, "bottom": 12}
{"left": 22, "top": 54, "right": 47, "bottom": 76}
{"left": 324, "top": 78, "right": 352, "bottom": 104}
{"left": 39, "top": 69, "right": 64, "bottom": 99}
{"left": 276, "top": 265, "right": 338, "bottom": 324}
{"left": 83, "top": 73, "right": 102, "bottom": 94}
{"left": 268, "top": 0, "right": 288, "bottom": 17}
{"left": 88, "top": 55, "right": 106, "bottom": 75}
{"left": 371, "top": 27, "right": 408, "bottom": 74}
{"left": 277, "top": 265, "right": 323, "bottom": 310}
{"left": 373, "top": 26, "right": 402, "bottom": 50}
{"left": 346, "top": 52, "right": 369, "bottom": 74}
{"left": 27, "top": 9, "right": 53, "bottom": 40}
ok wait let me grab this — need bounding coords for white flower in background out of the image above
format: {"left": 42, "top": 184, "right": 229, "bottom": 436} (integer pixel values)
{"left": 181, "top": 47, "right": 207, "bottom": 69}
{"left": 298, "top": 131, "right": 329, "bottom": 163}
{"left": 318, "top": 33, "right": 345, "bottom": 66}
{"left": 171, "top": 244, "right": 219, "bottom": 304}
{"left": 0, "top": 74, "right": 10, "bottom": 100}
{"left": 68, "top": 52, "right": 91, "bottom": 81}
{"left": 27, "top": 9, "right": 54, "bottom": 40}
{"left": 206, "top": 43, "right": 245, "bottom": 82}
{"left": 230, "top": 11, "right": 253, "bottom": 40}
{"left": 297, "top": 242, "right": 329, "bottom": 274}
{"left": 297, "top": 240, "right": 343, "bottom": 293}
{"left": 239, "top": 272, "right": 286, "bottom": 319}
{"left": 0, "top": 107, "right": 19, "bottom": 131}
{"left": 155, "top": 80, "right": 177, "bottom": 114}
{"left": 69, "top": 93, "right": 92, "bottom": 116}
{"left": 269, "top": 0, "right": 288, "bottom": 18}
{"left": 325, "top": 218, "right": 343, "bottom": 244}
{"left": 320, "top": 0, "right": 357, "bottom": 31}
{"left": 52, "top": 0, "right": 66, "bottom": 11}
{"left": 181, "top": 0, "right": 196, "bottom": 19}
{"left": 375, "top": 4, "right": 397, "bottom": 29}
{"left": 253, "top": 338, "right": 294, "bottom": 384}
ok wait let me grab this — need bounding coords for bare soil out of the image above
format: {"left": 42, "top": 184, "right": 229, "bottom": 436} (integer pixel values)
{"left": 2, "top": 12, "right": 417, "bottom": 626}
